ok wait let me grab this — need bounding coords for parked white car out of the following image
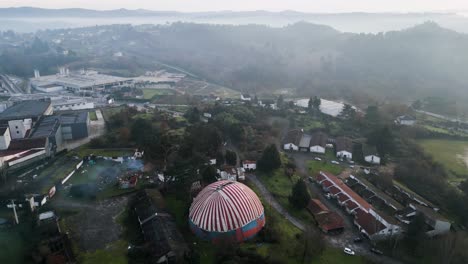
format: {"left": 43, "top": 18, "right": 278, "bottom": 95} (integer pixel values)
{"left": 331, "top": 160, "right": 340, "bottom": 165}
{"left": 344, "top": 247, "right": 355, "bottom": 255}
{"left": 314, "top": 157, "right": 322, "bottom": 161}
{"left": 325, "top": 193, "right": 332, "bottom": 199}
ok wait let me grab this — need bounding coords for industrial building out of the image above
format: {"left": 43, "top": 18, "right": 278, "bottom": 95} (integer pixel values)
{"left": 189, "top": 180, "right": 265, "bottom": 243}
{"left": 0, "top": 99, "right": 53, "bottom": 122}
{"left": 31, "top": 68, "right": 133, "bottom": 94}
{"left": 52, "top": 112, "right": 89, "bottom": 140}
{"left": 0, "top": 100, "right": 90, "bottom": 170}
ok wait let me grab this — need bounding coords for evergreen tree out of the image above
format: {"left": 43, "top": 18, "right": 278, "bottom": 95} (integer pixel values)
{"left": 289, "top": 180, "right": 311, "bottom": 209}
{"left": 307, "top": 96, "right": 314, "bottom": 111}
{"left": 225, "top": 150, "right": 237, "bottom": 166}
{"left": 277, "top": 95, "right": 284, "bottom": 109}
{"left": 202, "top": 165, "right": 218, "bottom": 184}
{"left": 257, "top": 144, "right": 281, "bottom": 172}
{"left": 312, "top": 96, "right": 321, "bottom": 110}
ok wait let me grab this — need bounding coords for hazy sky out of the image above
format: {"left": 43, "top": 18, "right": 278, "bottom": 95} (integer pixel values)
{"left": 0, "top": 0, "right": 468, "bottom": 12}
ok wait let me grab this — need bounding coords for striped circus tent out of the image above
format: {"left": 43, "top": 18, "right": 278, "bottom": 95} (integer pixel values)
{"left": 189, "top": 180, "right": 265, "bottom": 243}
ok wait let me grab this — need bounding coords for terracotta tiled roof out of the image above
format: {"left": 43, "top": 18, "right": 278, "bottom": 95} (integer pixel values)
{"left": 328, "top": 186, "right": 341, "bottom": 195}
{"left": 354, "top": 209, "right": 386, "bottom": 236}
{"left": 307, "top": 199, "right": 329, "bottom": 216}
{"left": 315, "top": 211, "right": 345, "bottom": 232}
{"left": 337, "top": 193, "right": 350, "bottom": 203}
{"left": 322, "top": 180, "right": 333, "bottom": 188}
{"left": 320, "top": 171, "right": 372, "bottom": 211}
{"left": 345, "top": 200, "right": 359, "bottom": 211}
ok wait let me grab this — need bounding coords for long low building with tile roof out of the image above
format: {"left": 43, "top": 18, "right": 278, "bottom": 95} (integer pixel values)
{"left": 316, "top": 171, "right": 401, "bottom": 239}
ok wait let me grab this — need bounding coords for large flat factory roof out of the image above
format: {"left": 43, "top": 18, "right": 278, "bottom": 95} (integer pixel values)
{"left": 0, "top": 100, "right": 51, "bottom": 121}
{"left": 32, "top": 71, "right": 132, "bottom": 89}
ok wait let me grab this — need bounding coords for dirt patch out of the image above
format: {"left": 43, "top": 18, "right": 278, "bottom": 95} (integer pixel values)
{"left": 456, "top": 149, "right": 468, "bottom": 168}
{"left": 67, "top": 196, "right": 129, "bottom": 251}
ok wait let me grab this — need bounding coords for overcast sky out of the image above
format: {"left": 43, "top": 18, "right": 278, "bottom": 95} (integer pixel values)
{"left": 0, "top": 0, "right": 468, "bottom": 13}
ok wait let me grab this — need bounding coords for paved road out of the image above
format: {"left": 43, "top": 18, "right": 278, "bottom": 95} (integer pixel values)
{"left": 248, "top": 174, "right": 306, "bottom": 231}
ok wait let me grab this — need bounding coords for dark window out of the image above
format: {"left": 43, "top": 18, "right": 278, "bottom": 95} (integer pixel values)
{"left": 15, "top": 126, "right": 18, "bottom": 129}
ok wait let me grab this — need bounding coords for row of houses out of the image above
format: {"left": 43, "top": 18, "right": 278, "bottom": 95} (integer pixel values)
{"left": 283, "top": 130, "right": 381, "bottom": 164}
{"left": 317, "top": 171, "right": 451, "bottom": 238}
{"left": 316, "top": 171, "right": 401, "bottom": 239}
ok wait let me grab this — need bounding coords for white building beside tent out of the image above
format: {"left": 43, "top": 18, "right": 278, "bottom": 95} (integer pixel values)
{"left": 283, "top": 129, "right": 302, "bottom": 151}
{"left": 365, "top": 155, "right": 381, "bottom": 165}
{"left": 242, "top": 160, "right": 256, "bottom": 171}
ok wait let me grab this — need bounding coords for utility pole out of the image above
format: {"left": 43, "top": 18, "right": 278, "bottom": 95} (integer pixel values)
{"left": 10, "top": 199, "right": 19, "bottom": 224}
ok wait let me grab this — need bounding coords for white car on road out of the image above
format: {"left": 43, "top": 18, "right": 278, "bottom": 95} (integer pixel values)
{"left": 314, "top": 157, "right": 322, "bottom": 161}
{"left": 344, "top": 247, "right": 355, "bottom": 255}
{"left": 331, "top": 160, "right": 340, "bottom": 165}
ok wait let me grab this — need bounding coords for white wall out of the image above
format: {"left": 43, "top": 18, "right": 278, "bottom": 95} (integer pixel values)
{"left": 427, "top": 220, "right": 451, "bottom": 236}
{"left": 284, "top": 143, "right": 299, "bottom": 151}
{"left": 337, "top": 150, "right": 353, "bottom": 160}
{"left": 8, "top": 120, "right": 27, "bottom": 139}
{"left": 243, "top": 163, "right": 256, "bottom": 170}
{"left": 36, "top": 85, "right": 64, "bottom": 93}
{"left": 0, "top": 128, "right": 11, "bottom": 150}
{"left": 399, "top": 120, "right": 416, "bottom": 126}
{"left": 53, "top": 102, "right": 95, "bottom": 111}
{"left": 310, "top": 145, "right": 325, "bottom": 154}
{"left": 8, "top": 149, "right": 46, "bottom": 166}
{"left": 365, "top": 155, "right": 381, "bottom": 164}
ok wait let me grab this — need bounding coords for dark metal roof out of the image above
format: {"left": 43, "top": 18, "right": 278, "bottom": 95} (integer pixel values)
{"left": 30, "top": 118, "right": 60, "bottom": 138}
{"left": 284, "top": 129, "right": 303, "bottom": 145}
{"left": 0, "top": 100, "right": 51, "bottom": 121}
{"left": 8, "top": 137, "right": 47, "bottom": 150}
{"left": 310, "top": 132, "right": 328, "bottom": 147}
{"left": 335, "top": 137, "right": 353, "bottom": 152}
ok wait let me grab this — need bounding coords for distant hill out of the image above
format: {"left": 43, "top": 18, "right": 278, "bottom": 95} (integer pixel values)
{"left": 1, "top": 7, "right": 468, "bottom": 34}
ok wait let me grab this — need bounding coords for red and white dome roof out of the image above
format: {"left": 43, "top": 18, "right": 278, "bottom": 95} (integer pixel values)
{"left": 189, "top": 180, "right": 264, "bottom": 232}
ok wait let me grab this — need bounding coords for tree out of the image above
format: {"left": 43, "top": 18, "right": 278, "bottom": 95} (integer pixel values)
{"left": 202, "top": 165, "right": 218, "bottom": 184}
{"left": 367, "top": 126, "right": 395, "bottom": 156}
{"left": 289, "top": 180, "right": 310, "bottom": 209}
{"left": 405, "top": 212, "right": 427, "bottom": 253}
{"left": 312, "top": 96, "right": 321, "bottom": 111}
{"left": 118, "top": 127, "right": 131, "bottom": 145}
{"left": 301, "top": 227, "right": 325, "bottom": 263}
{"left": 277, "top": 95, "right": 284, "bottom": 109}
{"left": 339, "top": 103, "right": 356, "bottom": 119}
{"left": 257, "top": 144, "right": 281, "bottom": 172}
{"left": 131, "top": 118, "right": 153, "bottom": 144}
{"left": 185, "top": 107, "right": 200, "bottom": 123}
{"left": 253, "top": 95, "right": 259, "bottom": 104}
{"left": 307, "top": 96, "right": 314, "bottom": 111}
{"left": 225, "top": 150, "right": 237, "bottom": 166}
{"left": 365, "top": 105, "right": 380, "bottom": 125}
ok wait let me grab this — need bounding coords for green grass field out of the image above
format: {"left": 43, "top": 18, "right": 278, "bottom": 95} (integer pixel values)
{"left": 418, "top": 139, "right": 468, "bottom": 178}
{"left": 72, "top": 148, "right": 133, "bottom": 158}
{"left": 89, "top": 111, "right": 98, "bottom": 121}
{"left": 142, "top": 88, "right": 175, "bottom": 99}
{"left": 312, "top": 248, "right": 367, "bottom": 264}
{"left": 78, "top": 240, "right": 128, "bottom": 264}
{"left": 258, "top": 169, "right": 314, "bottom": 225}
{"left": 308, "top": 160, "right": 343, "bottom": 176}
